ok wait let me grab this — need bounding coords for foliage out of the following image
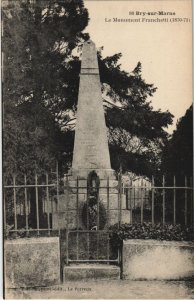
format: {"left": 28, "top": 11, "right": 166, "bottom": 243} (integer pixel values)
{"left": 161, "top": 105, "right": 193, "bottom": 179}
{"left": 59, "top": 52, "right": 174, "bottom": 177}
{"left": 109, "top": 223, "right": 194, "bottom": 250}
{"left": 3, "top": 0, "right": 174, "bottom": 179}
{"left": 3, "top": 101, "right": 61, "bottom": 177}
{"left": 99, "top": 55, "right": 173, "bottom": 176}
{"left": 3, "top": 0, "right": 89, "bottom": 177}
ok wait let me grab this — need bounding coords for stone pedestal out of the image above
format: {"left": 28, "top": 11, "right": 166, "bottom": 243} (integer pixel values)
{"left": 53, "top": 173, "right": 131, "bottom": 230}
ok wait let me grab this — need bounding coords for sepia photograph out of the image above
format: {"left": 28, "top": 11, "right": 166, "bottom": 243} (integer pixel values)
{"left": 2, "top": 0, "right": 193, "bottom": 299}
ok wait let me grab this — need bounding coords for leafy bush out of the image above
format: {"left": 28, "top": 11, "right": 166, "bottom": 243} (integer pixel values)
{"left": 109, "top": 223, "right": 194, "bottom": 251}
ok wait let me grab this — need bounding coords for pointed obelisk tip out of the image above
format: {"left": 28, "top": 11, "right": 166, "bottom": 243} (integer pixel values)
{"left": 81, "top": 39, "right": 98, "bottom": 70}
{"left": 85, "top": 38, "right": 95, "bottom": 45}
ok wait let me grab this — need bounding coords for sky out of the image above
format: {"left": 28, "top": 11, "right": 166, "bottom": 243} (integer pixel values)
{"left": 83, "top": 0, "right": 192, "bottom": 133}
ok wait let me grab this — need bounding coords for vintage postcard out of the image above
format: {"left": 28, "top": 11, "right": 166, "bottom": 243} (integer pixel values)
{"left": 2, "top": 0, "right": 193, "bottom": 299}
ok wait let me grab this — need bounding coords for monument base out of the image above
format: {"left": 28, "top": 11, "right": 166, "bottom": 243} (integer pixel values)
{"left": 70, "top": 168, "right": 116, "bottom": 179}
{"left": 53, "top": 169, "right": 131, "bottom": 230}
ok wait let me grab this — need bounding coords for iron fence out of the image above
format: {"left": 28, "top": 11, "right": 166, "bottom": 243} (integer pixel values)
{"left": 123, "top": 175, "right": 194, "bottom": 226}
{"left": 3, "top": 164, "right": 60, "bottom": 238}
{"left": 3, "top": 171, "right": 194, "bottom": 240}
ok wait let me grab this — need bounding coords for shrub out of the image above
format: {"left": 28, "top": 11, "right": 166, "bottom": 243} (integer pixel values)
{"left": 109, "top": 223, "right": 194, "bottom": 252}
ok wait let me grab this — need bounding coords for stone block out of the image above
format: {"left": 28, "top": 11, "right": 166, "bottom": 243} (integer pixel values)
{"left": 70, "top": 169, "right": 116, "bottom": 180}
{"left": 53, "top": 209, "right": 84, "bottom": 230}
{"left": 99, "top": 179, "right": 118, "bottom": 188}
{"left": 67, "top": 180, "right": 77, "bottom": 188}
{"left": 99, "top": 194, "right": 118, "bottom": 209}
{"left": 107, "top": 209, "right": 131, "bottom": 225}
{"left": 66, "top": 194, "right": 77, "bottom": 210}
{"left": 64, "top": 264, "right": 120, "bottom": 281}
{"left": 67, "top": 193, "right": 86, "bottom": 210}
{"left": 68, "top": 179, "right": 87, "bottom": 188}
{"left": 122, "top": 240, "right": 194, "bottom": 280}
{"left": 57, "top": 194, "right": 68, "bottom": 211}
{"left": 121, "top": 194, "right": 127, "bottom": 209}
{"left": 120, "top": 209, "right": 131, "bottom": 224}
{"left": 108, "top": 210, "right": 120, "bottom": 225}
{"left": 4, "top": 237, "right": 60, "bottom": 288}
{"left": 70, "top": 187, "right": 87, "bottom": 194}
{"left": 53, "top": 212, "right": 67, "bottom": 229}
{"left": 65, "top": 194, "right": 86, "bottom": 210}
{"left": 99, "top": 193, "right": 127, "bottom": 210}
{"left": 66, "top": 210, "right": 80, "bottom": 229}
{"left": 99, "top": 187, "right": 118, "bottom": 194}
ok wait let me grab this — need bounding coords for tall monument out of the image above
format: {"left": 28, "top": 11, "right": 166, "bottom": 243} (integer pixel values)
{"left": 53, "top": 40, "right": 130, "bottom": 229}
{"left": 72, "top": 40, "right": 113, "bottom": 178}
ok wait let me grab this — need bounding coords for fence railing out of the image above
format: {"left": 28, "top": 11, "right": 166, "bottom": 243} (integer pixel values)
{"left": 4, "top": 172, "right": 194, "bottom": 239}
{"left": 123, "top": 175, "right": 193, "bottom": 226}
{"left": 4, "top": 165, "right": 60, "bottom": 238}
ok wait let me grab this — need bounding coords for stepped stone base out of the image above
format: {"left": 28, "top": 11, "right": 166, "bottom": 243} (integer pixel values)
{"left": 64, "top": 264, "right": 120, "bottom": 281}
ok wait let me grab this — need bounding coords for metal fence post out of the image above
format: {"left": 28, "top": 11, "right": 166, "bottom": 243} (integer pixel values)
{"left": 97, "top": 182, "right": 100, "bottom": 260}
{"left": 46, "top": 173, "right": 51, "bottom": 236}
{"left": 76, "top": 176, "right": 79, "bottom": 261}
{"left": 118, "top": 173, "right": 122, "bottom": 227}
{"left": 173, "top": 176, "right": 176, "bottom": 225}
{"left": 151, "top": 176, "right": 155, "bottom": 225}
{"left": 56, "top": 161, "right": 59, "bottom": 213}
{"left": 129, "top": 179, "right": 133, "bottom": 224}
{"left": 184, "top": 176, "right": 188, "bottom": 226}
{"left": 24, "top": 175, "right": 29, "bottom": 237}
{"left": 162, "top": 175, "right": 165, "bottom": 225}
{"left": 140, "top": 178, "right": 143, "bottom": 224}
{"left": 191, "top": 177, "right": 194, "bottom": 229}
{"left": 13, "top": 175, "right": 17, "bottom": 232}
{"left": 35, "top": 173, "right": 39, "bottom": 236}
{"left": 4, "top": 192, "right": 7, "bottom": 236}
{"left": 107, "top": 177, "right": 110, "bottom": 262}
{"left": 65, "top": 175, "right": 69, "bottom": 265}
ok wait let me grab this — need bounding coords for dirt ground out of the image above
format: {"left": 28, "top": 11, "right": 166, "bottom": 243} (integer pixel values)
{"left": 5, "top": 279, "right": 194, "bottom": 299}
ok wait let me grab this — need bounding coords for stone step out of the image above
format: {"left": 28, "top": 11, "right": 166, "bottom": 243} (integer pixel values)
{"left": 63, "top": 264, "right": 120, "bottom": 281}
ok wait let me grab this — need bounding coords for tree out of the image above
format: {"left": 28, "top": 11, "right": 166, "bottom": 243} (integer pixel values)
{"left": 161, "top": 105, "right": 193, "bottom": 179}
{"left": 3, "top": 0, "right": 174, "bottom": 181}
{"left": 155, "top": 105, "right": 193, "bottom": 225}
{"left": 60, "top": 53, "right": 174, "bottom": 178}
{"left": 3, "top": 0, "right": 89, "bottom": 177}
{"left": 98, "top": 55, "right": 173, "bottom": 177}
{"left": 3, "top": 0, "right": 89, "bottom": 229}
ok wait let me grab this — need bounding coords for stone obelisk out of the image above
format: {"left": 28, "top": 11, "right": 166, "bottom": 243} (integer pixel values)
{"left": 53, "top": 40, "right": 130, "bottom": 230}
{"left": 72, "top": 40, "right": 114, "bottom": 178}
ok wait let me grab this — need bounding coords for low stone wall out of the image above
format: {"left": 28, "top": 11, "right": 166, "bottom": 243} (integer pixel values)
{"left": 122, "top": 239, "right": 194, "bottom": 280}
{"left": 4, "top": 237, "right": 60, "bottom": 288}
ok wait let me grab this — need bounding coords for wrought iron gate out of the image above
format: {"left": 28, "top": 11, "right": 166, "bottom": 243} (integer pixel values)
{"left": 63, "top": 171, "right": 123, "bottom": 266}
